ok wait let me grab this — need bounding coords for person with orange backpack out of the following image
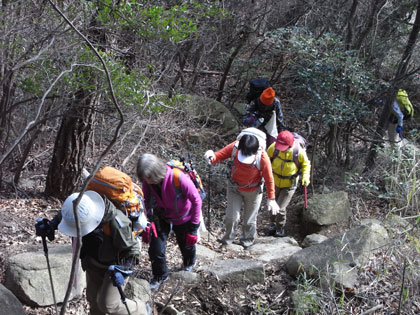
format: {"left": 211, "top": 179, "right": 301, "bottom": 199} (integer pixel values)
{"left": 35, "top": 191, "right": 151, "bottom": 315}
{"left": 136, "top": 153, "right": 202, "bottom": 292}
{"left": 204, "top": 128, "right": 279, "bottom": 249}
{"left": 267, "top": 130, "right": 311, "bottom": 237}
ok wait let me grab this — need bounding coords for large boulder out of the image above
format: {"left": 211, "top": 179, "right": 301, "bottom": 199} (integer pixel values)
{"left": 200, "top": 258, "right": 265, "bottom": 284}
{"left": 4, "top": 245, "right": 86, "bottom": 306}
{"left": 286, "top": 220, "right": 389, "bottom": 277}
{"left": 0, "top": 284, "right": 26, "bottom": 315}
{"left": 302, "top": 191, "right": 351, "bottom": 226}
{"left": 248, "top": 236, "right": 301, "bottom": 263}
{"left": 185, "top": 95, "right": 240, "bottom": 137}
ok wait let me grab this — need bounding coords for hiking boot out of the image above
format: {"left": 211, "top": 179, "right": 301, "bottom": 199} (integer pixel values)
{"left": 183, "top": 263, "right": 195, "bottom": 272}
{"left": 267, "top": 226, "right": 277, "bottom": 236}
{"left": 274, "top": 227, "right": 286, "bottom": 237}
{"left": 149, "top": 276, "right": 168, "bottom": 292}
{"left": 217, "top": 239, "right": 229, "bottom": 245}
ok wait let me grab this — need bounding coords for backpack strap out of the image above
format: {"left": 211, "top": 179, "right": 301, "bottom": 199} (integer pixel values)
{"left": 271, "top": 147, "right": 300, "bottom": 169}
{"left": 270, "top": 149, "right": 279, "bottom": 163}
{"left": 293, "top": 145, "right": 300, "bottom": 169}
{"left": 232, "top": 141, "right": 262, "bottom": 171}
{"left": 230, "top": 143, "right": 263, "bottom": 188}
{"left": 172, "top": 167, "right": 183, "bottom": 198}
{"left": 168, "top": 167, "right": 191, "bottom": 221}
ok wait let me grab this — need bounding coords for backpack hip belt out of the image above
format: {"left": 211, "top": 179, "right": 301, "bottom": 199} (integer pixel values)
{"left": 235, "top": 180, "right": 262, "bottom": 189}
{"left": 272, "top": 171, "right": 299, "bottom": 180}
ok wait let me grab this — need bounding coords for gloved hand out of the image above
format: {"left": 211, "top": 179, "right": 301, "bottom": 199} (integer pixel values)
{"left": 111, "top": 271, "right": 125, "bottom": 287}
{"left": 108, "top": 265, "right": 132, "bottom": 287}
{"left": 188, "top": 222, "right": 200, "bottom": 234}
{"left": 185, "top": 222, "right": 199, "bottom": 246}
{"left": 35, "top": 218, "right": 56, "bottom": 241}
{"left": 204, "top": 150, "right": 215, "bottom": 165}
{"left": 185, "top": 233, "right": 198, "bottom": 246}
{"left": 267, "top": 199, "right": 280, "bottom": 215}
{"left": 255, "top": 117, "right": 264, "bottom": 127}
{"left": 243, "top": 115, "right": 256, "bottom": 126}
{"left": 141, "top": 222, "right": 157, "bottom": 244}
{"left": 302, "top": 177, "right": 310, "bottom": 187}
{"left": 396, "top": 125, "right": 403, "bottom": 139}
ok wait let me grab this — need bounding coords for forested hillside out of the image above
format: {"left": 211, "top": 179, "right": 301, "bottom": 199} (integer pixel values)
{"left": 0, "top": 1, "right": 419, "bottom": 314}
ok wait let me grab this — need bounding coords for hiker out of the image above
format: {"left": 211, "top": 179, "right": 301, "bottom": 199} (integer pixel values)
{"left": 35, "top": 190, "right": 150, "bottom": 315}
{"left": 388, "top": 89, "right": 414, "bottom": 146}
{"left": 243, "top": 87, "right": 286, "bottom": 148}
{"left": 136, "top": 153, "right": 202, "bottom": 292}
{"left": 204, "top": 128, "right": 279, "bottom": 249}
{"left": 267, "top": 130, "right": 311, "bottom": 237}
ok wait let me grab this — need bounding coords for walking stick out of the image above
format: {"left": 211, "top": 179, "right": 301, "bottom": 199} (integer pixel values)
{"left": 35, "top": 218, "right": 58, "bottom": 315}
{"left": 207, "top": 164, "right": 211, "bottom": 242}
{"left": 109, "top": 265, "right": 132, "bottom": 315}
{"left": 117, "top": 285, "right": 131, "bottom": 315}
{"left": 304, "top": 185, "right": 308, "bottom": 210}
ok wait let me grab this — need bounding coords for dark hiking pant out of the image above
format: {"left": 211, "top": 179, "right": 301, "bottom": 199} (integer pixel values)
{"left": 148, "top": 219, "right": 196, "bottom": 279}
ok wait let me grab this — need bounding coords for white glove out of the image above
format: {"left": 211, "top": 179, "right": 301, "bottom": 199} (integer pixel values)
{"left": 267, "top": 199, "right": 280, "bottom": 215}
{"left": 204, "top": 150, "right": 215, "bottom": 165}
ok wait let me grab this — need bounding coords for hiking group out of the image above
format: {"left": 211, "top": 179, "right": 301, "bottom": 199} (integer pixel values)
{"left": 34, "top": 78, "right": 312, "bottom": 315}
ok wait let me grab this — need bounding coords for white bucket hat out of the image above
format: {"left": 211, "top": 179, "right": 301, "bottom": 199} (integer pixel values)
{"left": 58, "top": 190, "right": 105, "bottom": 237}
{"left": 237, "top": 150, "right": 256, "bottom": 164}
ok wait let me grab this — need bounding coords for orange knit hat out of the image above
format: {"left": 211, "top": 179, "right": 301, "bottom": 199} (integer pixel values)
{"left": 259, "top": 87, "right": 275, "bottom": 106}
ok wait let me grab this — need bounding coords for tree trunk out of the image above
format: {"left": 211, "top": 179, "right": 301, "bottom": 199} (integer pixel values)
{"left": 44, "top": 90, "right": 98, "bottom": 200}
{"left": 365, "top": 0, "right": 420, "bottom": 170}
{"left": 345, "top": 0, "right": 359, "bottom": 50}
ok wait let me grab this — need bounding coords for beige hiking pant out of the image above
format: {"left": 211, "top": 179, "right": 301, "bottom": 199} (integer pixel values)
{"left": 222, "top": 180, "right": 263, "bottom": 247}
{"left": 85, "top": 259, "right": 148, "bottom": 315}
{"left": 271, "top": 186, "right": 297, "bottom": 230}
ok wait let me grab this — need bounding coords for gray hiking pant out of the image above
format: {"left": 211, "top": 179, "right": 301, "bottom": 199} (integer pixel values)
{"left": 271, "top": 186, "right": 297, "bottom": 230}
{"left": 84, "top": 258, "right": 148, "bottom": 315}
{"left": 222, "top": 180, "right": 263, "bottom": 247}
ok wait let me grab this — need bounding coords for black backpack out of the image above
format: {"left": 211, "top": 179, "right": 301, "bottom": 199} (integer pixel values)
{"left": 246, "top": 78, "right": 271, "bottom": 103}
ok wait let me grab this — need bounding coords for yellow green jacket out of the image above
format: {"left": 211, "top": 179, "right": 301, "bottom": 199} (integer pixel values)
{"left": 267, "top": 142, "right": 311, "bottom": 188}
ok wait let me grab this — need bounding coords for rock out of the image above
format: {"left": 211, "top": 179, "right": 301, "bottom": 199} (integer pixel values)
{"left": 0, "top": 284, "right": 26, "bottom": 315}
{"left": 232, "top": 102, "right": 249, "bottom": 116}
{"left": 303, "top": 191, "right": 351, "bottom": 226}
{"left": 196, "top": 244, "right": 221, "bottom": 260}
{"left": 301, "top": 234, "right": 328, "bottom": 248}
{"left": 185, "top": 95, "right": 239, "bottom": 137}
{"left": 4, "top": 245, "right": 86, "bottom": 306}
{"left": 248, "top": 237, "right": 301, "bottom": 263}
{"left": 124, "top": 278, "right": 152, "bottom": 304}
{"left": 200, "top": 258, "right": 265, "bottom": 284}
{"left": 170, "top": 270, "right": 199, "bottom": 284}
{"left": 320, "top": 262, "right": 358, "bottom": 290}
{"left": 286, "top": 221, "right": 389, "bottom": 277}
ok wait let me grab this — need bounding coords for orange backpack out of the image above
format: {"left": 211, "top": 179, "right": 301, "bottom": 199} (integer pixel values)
{"left": 87, "top": 166, "right": 146, "bottom": 237}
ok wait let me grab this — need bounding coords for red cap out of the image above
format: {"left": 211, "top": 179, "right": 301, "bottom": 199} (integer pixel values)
{"left": 260, "top": 87, "right": 275, "bottom": 106}
{"left": 275, "top": 131, "right": 294, "bottom": 151}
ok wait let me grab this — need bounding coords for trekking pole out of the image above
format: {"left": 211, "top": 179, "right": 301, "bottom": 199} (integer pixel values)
{"left": 36, "top": 219, "right": 58, "bottom": 315}
{"left": 117, "top": 285, "right": 131, "bottom": 315}
{"left": 304, "top": 185, "right": 308, "bottom": 210}
{"left": 207, "top": 163, "right": 211, "bottom": 242}
{"left": 109, "top": 265, "right": 132, "bottom": 315}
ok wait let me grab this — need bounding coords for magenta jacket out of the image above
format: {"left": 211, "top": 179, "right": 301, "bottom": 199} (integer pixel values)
{"left": 142, "top": 165, "right": 202, "bottom": 225}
